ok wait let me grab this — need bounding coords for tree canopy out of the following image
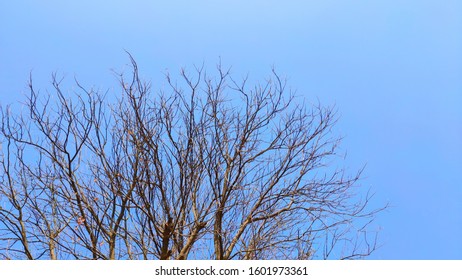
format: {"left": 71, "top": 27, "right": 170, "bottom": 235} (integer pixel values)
{"left": 0, "top": 56, "right": 384, "bottom": 259}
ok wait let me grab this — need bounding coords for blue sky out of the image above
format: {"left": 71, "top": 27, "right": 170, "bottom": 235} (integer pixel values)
{"left": 1, "top": 1, "right": 461, "bottom": 259}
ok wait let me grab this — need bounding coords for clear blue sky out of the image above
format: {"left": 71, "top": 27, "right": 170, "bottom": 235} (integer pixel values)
{"left": 1, "top": 0, "right": 461, "bottom": 259}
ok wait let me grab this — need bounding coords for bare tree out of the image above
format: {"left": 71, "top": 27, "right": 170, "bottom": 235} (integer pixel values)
{"left": 0, "top": 55, "right": 384, "bottom": 260}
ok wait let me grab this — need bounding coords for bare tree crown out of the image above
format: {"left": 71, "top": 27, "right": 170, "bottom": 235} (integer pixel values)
{"left": 0, "top": 55, "right": 384, "bottom": 259}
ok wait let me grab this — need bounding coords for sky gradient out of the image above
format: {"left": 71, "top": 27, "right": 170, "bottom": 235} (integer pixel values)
{"left": 1, "top": 0, "right": 461, "bottom": 259}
